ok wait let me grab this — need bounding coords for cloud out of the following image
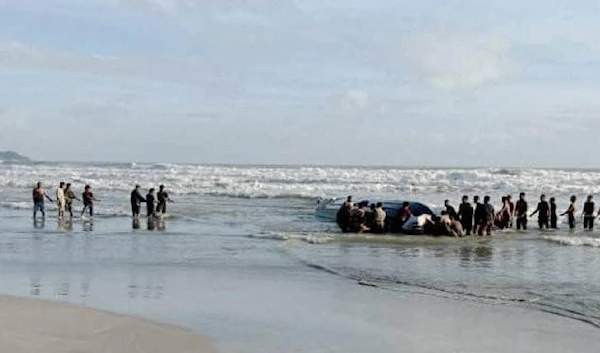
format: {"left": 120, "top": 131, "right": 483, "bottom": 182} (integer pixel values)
{"left": 401, "top": 29, "right": 516, "bottom": 89}
{"left": 0, "top": 38, "right": 218, "bottom": 86}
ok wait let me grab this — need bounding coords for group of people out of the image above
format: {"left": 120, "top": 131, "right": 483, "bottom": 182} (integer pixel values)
{"left": 32, "top": 182, "right": 173, "bottom": 220}
{"left": 130, "top": 184, "right": 173, "bottom": 218}
{"left": 33, "top": 182, "right": 97, "bottom": 219}
{"left": 336, "top": 196, "right": 412, "bottom": 234}
{"left": 336, "top": 192, "right": 595, "bottom": 236}
{"left": 446, "top": 193, "right": 586, "bottom": 236}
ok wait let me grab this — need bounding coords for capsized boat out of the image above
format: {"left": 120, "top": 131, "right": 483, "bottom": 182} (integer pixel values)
{"left": 316, "top": 197, "right": 437, "bottom": 234}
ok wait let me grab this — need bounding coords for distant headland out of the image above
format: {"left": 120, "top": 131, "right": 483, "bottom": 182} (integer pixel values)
{"left": 0, "top": 151, "right": 31, "bottom": 162}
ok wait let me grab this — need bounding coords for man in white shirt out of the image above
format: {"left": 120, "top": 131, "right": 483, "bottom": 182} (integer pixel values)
{"left": 56, "top": 182, "right": 66, "bottom": 219}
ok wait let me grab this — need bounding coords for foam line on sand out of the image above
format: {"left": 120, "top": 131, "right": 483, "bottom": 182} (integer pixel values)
{"left": 0, "top": 296, "right": 218, "bottom": 353}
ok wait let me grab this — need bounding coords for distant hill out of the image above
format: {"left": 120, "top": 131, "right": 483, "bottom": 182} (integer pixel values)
{"left": 0, "top": 151, "right": 31, "bottom": 162}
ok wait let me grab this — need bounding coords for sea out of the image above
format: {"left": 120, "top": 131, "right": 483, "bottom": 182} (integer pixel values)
{"left": 0, "top": 161, "right": 600, "bottom": 352}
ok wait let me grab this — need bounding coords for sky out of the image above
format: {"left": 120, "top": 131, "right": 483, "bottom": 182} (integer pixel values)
{"left": 1, "top": 0, "right": 600, "bottom": 167}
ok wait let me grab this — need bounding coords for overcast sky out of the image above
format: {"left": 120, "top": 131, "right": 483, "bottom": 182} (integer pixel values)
{"left": 0, "top": 0, "right": 599, "bottom": 166}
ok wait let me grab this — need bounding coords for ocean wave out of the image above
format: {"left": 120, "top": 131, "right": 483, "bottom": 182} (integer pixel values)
{"left": 542, "top": 235, "right": 600, "bottom": 248}
{"left": 5, "top": 164, "right": 600, "bottom": 203}
{"left": 249, "top": 231, "right": 335, "bottom": 244}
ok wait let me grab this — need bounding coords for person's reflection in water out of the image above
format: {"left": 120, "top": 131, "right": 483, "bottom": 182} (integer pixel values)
{"left": 58, "top": 218, "right": 73, "bottom": 232}
{"left": 132, "top": 217, "right": 141, "bottom": 230}
{"left": 147, "top": 217, "right": 156, "bottom": 231}
{"left": 459, "top": 246, "right": 473, "bottom": 268}
{"left": 83, "top": 220, "right": 94, "bottom": 232}
{"left": 474, "top": 245, "right": 493, "bottom": 267}
{"left": 63, "top": 219, "right": 73, "bottom": 231}
{"left": 33, "top": 218, "right": 45, "bottom": 229}
{"left": 30, "top": 278, "right": 42, "bottom": 296}
{"left": 458, "top": 245, "right": 493, "bottom": 268}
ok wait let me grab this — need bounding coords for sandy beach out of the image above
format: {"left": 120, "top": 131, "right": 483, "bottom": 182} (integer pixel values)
{"left": 0, "top": 295, "right": 218, "bottom": 353}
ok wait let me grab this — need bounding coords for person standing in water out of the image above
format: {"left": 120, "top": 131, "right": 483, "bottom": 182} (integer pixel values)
{"left": 473, "top": 196, "right": 485, "bottom": 234}
{"left": 495, "top": 196, "right": 511, "bottom": 229}
{"left": 444, "top": 200, "right": 458, "bottom": 220}
{"left": 507, "top": 195, "right": 515, "bottom": 228}
{"left": 156, "top": 185, "right": 174, "bottom": 215}
{"left": 530, "top": 194, "right": 550, "bottom": 229}
{"left": 32, "top": 182, "right": 54, "bottom": 219}
{"left": 560, "top": 195, "right": 577, "bottom": 230}
{"left": 457, "top": 195, "right": 474, "bottom": 236}
{"left": 56, "top": 182, "right": 66, "bottom": 219}
{"left": 373, "top": 202, "right": 386, "bottom": 234}
{"left": 550, "top": 197, "right": 558, "bottom": 229}
{"left": 64, "top": 183, "right": 79, "bottom": 218}
{"left": 583, "top": 195, "right": 595, "bottom": 230}
{"left": 146, "top": 188, "right": 156, "bottom": 218}
{"left": 480, "top": 196, "right": 495, "bottom": 236}
{"left": 514, "top": 193, "right": 528, "bottom": 230}
{"left": 81, "top": 185, "right": 98, "bottom": 218}
{"left": 130, "top": 185, "right": 146, "bottom": 218}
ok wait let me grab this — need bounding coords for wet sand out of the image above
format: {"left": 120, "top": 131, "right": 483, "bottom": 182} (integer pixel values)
{"left": 0, "top": 295, "right": 218, "bottom": 353}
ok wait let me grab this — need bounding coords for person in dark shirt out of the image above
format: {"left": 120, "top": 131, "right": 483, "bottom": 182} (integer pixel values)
{"left": 366, "top": 204, "right": 377, "bottom": 230}
{"left": 146, "top": 188, "right": 157, "bottom": 218}
{"left": 130, "top": 185, "right": 146, "bottom": 218}
{"left": 457, "top": 195, "right": 474, "bottom": 235}
{"left": 550, "top": 197, "right": 558, "bottom": 229}
{"left": 399, "top": 202, "right": 413, "bottom": 225}
{"left": 530, "top": 194, "right": 550, "bottom": 229}
{"left": 80, "top": 185, "right": 98, "bottom": 217}
{"left": 156, "top": 184, "right": 174, "bottom": 215}
{"left": 473, "top": 196, "right": 485, "bottom": 233}
{"left": 514, "top": 192, "right": 528, "bottom": 230}
{"left": 444, "top": 200, "right": 458, "bottom": 220}
{"left": 583, "top": 195, "right": 595, "bottom": 230}
{"left": 478, "top": 195, "right": 494, "bottom": 236}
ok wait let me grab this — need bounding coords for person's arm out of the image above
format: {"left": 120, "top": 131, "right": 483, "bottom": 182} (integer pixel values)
{"left": 45, "top": 192, "right": 54, "bottom": 203}
{"left": 561, "top": 204, "right": 573, "bottom": 217}
{"left": 530, "top": 206, "right": 539, "bottom": 217}
{"left": 138, "top": 193, "right": 146, "bottom": 203}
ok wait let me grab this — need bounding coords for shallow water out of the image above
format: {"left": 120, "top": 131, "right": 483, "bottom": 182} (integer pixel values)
{"left": 1, "top": 162, "right": 600, "bottom": 351}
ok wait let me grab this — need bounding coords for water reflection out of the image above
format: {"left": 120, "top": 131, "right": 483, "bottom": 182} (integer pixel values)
{"left": 147, "top": 218, "right": 167, "bottom": 231}
{"left": 33, "top": 218, "right": 45, "bottom": 229}
{"left": 28, "top": 275, "right": 164, "bottom": 301}
{"left": 132, "top": 217, "right": 141, "bottom": 230}
{"left": 83, "top": 220, "right": 94, "bottom": 232}
{"left": 147, "top": 218, "right": 156, "bottom": 231}
{"left": 58, "top": 219, "right": 73, "bottom": 232}
{"left": 459, "top": 245, "right": 494, "bottom": 267}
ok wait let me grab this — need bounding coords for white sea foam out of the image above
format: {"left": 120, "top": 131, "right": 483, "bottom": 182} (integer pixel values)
{"left": 542, "top": 235, "right": 600, "bottom": 248}
{"left": 3, "top": 163, "right": 600, "bottom": 204}
{"left": 250, "top": 231, "right": 335, "bottom": 244}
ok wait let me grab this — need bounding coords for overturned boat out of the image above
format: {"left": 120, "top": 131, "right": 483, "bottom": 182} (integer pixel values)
{"left": 316, "top": 198, "right": 437, "bottom": 235}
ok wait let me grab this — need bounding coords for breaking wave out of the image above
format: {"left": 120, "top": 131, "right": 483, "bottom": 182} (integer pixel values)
{"left": 542, "top": 235, "right": 600, "bottom": 248}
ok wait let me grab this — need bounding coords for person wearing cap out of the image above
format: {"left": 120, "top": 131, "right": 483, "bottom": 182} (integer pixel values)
{"left": 156, "top": 184, "right": 173, "bottom": 215}
{"left": 130, "top": 185, "right": 146, "bottom": 218}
